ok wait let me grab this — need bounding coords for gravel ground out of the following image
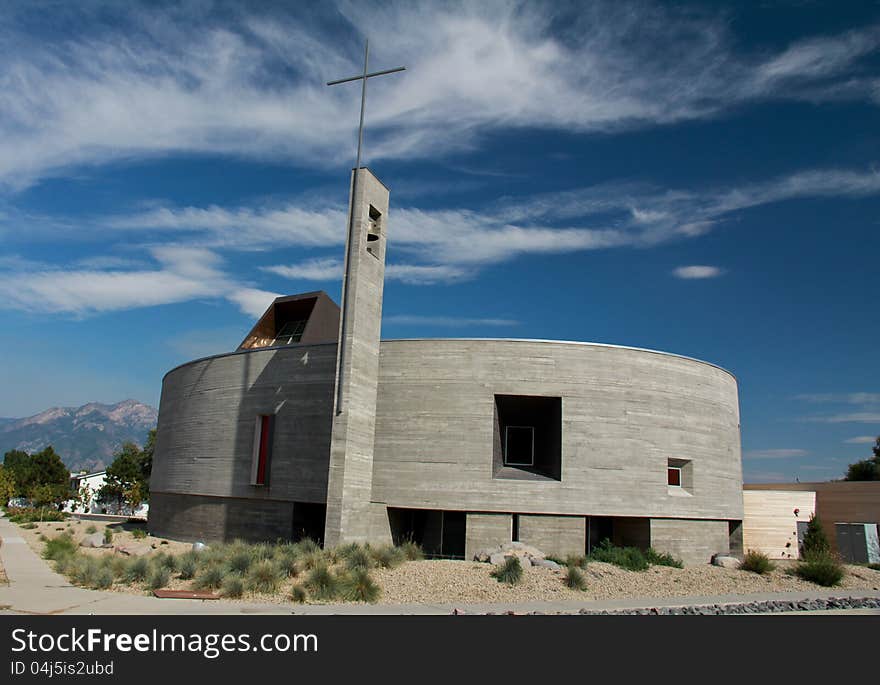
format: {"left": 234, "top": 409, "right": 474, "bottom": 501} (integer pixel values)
{"left": 16, "top": 519, "right": 880, "bottom": 605}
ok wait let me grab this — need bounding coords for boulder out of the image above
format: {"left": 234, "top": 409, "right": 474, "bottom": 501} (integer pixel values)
{"left": 531, "top": 558, "right": 562, "bottom": 571}
{"left": 79, "top": 532, "right": 107, "bottom": 548}
{"left": 489, "top": 552, "right": 508, "bottom": 566}
{"left": 712, "top": 554, "right": 740, "bottom": 569}
{"left": 115, "top": 543, "right": 151, "bottom": 557}
{"left": 192, "top": 541, "right": 209, "bottom": 553}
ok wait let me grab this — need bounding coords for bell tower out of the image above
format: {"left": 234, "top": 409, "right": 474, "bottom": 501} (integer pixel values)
{"left": 323, "top": 167, "right": 390, "bottom": 547}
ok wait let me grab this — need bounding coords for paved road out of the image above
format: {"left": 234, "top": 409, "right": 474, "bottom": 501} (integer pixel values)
{"left": 2, "top": 514, "right": 878, "bottom": 615}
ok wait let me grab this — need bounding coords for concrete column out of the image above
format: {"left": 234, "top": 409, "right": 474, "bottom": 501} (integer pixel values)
{"left": 324, "top": 168, "right": 390, "bottom": 547}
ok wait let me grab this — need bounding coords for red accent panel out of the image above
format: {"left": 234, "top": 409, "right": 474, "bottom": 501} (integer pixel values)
{"left": 256, "top": 415, "right": 270, "bottom": 485}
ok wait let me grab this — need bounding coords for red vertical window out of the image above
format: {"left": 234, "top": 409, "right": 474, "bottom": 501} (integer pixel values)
{"left": 251, "top": 415, "right": 273, "bottom": 486}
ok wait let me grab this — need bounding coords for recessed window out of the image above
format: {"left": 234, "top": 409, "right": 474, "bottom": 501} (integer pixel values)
{"left": 251, "top": 415, "right": 274, "bottom": 486}
{"left": 494, "top": 395, "right": 562, "bottom": 480}
{"left": 667, "top": 458, "right": 692, "bottom": 494}
{"left": 504, "top": 426, "right": 535, "bottom": 466}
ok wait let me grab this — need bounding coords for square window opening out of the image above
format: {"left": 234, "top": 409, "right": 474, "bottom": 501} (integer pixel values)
{"left": 493, "top": 395, "right": 562, "bottom": 481}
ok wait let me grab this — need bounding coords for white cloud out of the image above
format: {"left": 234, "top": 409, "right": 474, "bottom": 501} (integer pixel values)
{"left": 796, "top": 393, "right": 880, "bottom": 404}
{"left": 844, "top": 436, "right": 878, "bottom": 444}
{"left": 226, "top": 288, "right": 281, "bottom": 319}
{"left": 262, "top": 258, "right": 343, "bottom": 281}
{"left": 673, "top": 265, "right": 723, "bottom": 279}
{"left": 802, "top": 413, "right": 880, "bottom": 423}
{"left": 384, "top": 315, "right": 519, "bottom": 328}
{"left": 744, "top": 449, "right": 808, "bottom": 460}
{"left": 0, "top": 3, "right": 878, "bottom": 188}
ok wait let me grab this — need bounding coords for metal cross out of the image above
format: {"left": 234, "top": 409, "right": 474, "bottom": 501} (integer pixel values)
{"left": 327, "top": 40, "right": 405, "bottom": 415}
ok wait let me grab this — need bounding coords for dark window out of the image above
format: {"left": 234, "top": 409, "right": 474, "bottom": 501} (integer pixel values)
{"left": 272, "top": 319, "right": 307, "bottom": 346}
{"left": 251, "top": 415, "right": 273, "bottom": 486}
{"left": 494, "top": 395, "right": 562, "bottom": 480}
{"left": 512, "top": 514, "right": 520, "bottom": 542}
{"left": 667, "top": 466, "right": 681, "bottom": 487}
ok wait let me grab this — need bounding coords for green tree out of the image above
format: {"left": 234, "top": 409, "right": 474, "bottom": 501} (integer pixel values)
{"left": 3, "top": 449, "right": 34, "bottom": 497}
{"left": 843, "top": 436, "right": 880, "bottom": 481}
{"left": 0, "top": 464, "right": 16, "bottom": 505}
{"left": 801, "top": 514, "right": 830, "bottom": 556}
{"left": 139, "top": 428, "right": 155, "bottom": 498}
{"left": 99, "top": 442, "right": 144, "bottom": 512}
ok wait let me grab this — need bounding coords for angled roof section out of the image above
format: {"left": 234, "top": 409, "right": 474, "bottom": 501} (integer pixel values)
{"left": 237, "top": 291, "right": 340, "bottom": 351}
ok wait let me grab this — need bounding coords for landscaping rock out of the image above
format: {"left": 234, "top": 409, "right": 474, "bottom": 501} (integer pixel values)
{"left": 192, "top": 541, "right": 209, "bottom": 553}
{"left": 489, "top": 552, "right": 507, "bottom": 566}
{"left": 115, "top": 543, "right": 151, "bottom": 557}
{"left": 531, "top": 558, "right": 562, "bottom": 571}
{"left": 712, "top": 554, "right": 740, "bottom": 569}
{"left": 79, "top": 532, "right": 107, "bottom": 548}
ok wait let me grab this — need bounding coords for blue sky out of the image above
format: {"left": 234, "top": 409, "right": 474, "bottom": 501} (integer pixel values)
{"left": 0, "top": 0, "right": 878, "bottom": 482}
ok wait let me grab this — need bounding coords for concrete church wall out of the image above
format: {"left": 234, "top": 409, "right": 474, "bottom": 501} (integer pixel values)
{"left": 371, "top": 339, "right": 743, "bottom": 524}
{"left": 149, "top": 343, "right": 337, "bottom": 541}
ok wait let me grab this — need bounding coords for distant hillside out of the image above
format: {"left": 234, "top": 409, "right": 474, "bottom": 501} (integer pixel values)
{"left": 0, "top": 400, "right": 158, "bottom": 473}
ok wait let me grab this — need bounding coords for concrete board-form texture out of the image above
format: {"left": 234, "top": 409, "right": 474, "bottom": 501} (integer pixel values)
{"left": 149, "top": 169, "right": 744, "bottom": 565}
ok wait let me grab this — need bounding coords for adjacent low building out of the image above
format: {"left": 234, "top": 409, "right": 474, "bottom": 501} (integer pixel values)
{"left": 149, "top": 168, "right": 745, "bottom": 565}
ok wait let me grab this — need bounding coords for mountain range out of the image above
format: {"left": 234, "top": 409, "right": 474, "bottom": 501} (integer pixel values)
{"left": 0, "top": 400, "right": 158, "bottom": 474}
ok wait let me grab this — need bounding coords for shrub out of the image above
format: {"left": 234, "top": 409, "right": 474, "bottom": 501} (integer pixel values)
{"left": 146, "top": 567, "right": 171, "bottom": 591}
{"left": 739, "top": 550, "right": 775, "bottom": 575}
{"left": 156, "top": 553, "right": 178, "bottom": 572}
{"left": 43, "top": 534, "right": 77, "bottom": 562}
{"left": 293, "top": 538, "right": 320, "bottom": 555}
{"left": 178, "top": 554, "right": 198, "bottom": 580}
{"left": 103, "top": 528, "right": 114, "bottom": 545}
{"left": 646, "top": 548, "right": 684, "bottom": 569}
{"left": 795, "top": 551, "right": 844, "bottom": 587}
{"left": 227, "top": 549, "right": 255, "bottom": 575}
{"left": 247, "top": 560, "right": 283, "bottom": 594}
{"left": 93, "top": 566, "right": 115, "bottom": 590}
{"left": 490, "top": 557, "right": 523, "bottom": 585}
{"left": 275, "top": 552, "right": 299, "bottom": 578}
{"left": 7, "top": 507, "right": 66, "bottom": 523}
{"left": 802, "top": 515, "right": 830, "bottom": 556}
{"left": 289, "top": 585, "right": 308, "bottom": 603}
{"left": 124, "top": 557, "right": 151, "bottom": 583}
{"left": 108, "top": 556, "right": 129, "bottom": 579}
{"left": 193, "top": 565, "right": 225, "bottom": 590}
{"left": 298, "top": 550, "right": 326, "bottom": 573}
{"left": 399, "top": 541, "right": 424, "bottom": 561}
{"left": 372, "top": 545, "right": 406, "bottom": 569}
{"left": 221, "top": 576, "right": 245, "bottom": 598}
{"left": 252, "top": 543, "right": 275, "bottom": 561}
{"left": 305, "top": 564, "right": 339, "bottom": 601}
{"left": 588, "top": 540, "right": 649, "bottom": 572}
{"left": 564, "top": 565, "right": 588, "bottom": 591}
{"left": 338, "top": 569, "right": 381, "bottom": 603}
{"left": 20, "top": 522, "right": 36, "bottom": 530}
{"left": 70, "top": 557, "right": 103, "bottom": 588}
{"left": 344, "top": 546, "right": 373, "bottom": 572}
{"left": 132, "top": 529, "right": 147, "bottom": 540}
{"left": 85, "top": 525, "right": 97, "bottom": 534}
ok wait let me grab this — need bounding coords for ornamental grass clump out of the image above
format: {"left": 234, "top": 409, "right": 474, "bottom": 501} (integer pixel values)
{"left": 146, "top": 566, "right": 171, "bottom": 591}
{"left": 343, "top": 546, "right": 373, "bottom": 572}
{"left": 795, "top": 551, "right": 844, "bottom": 587}
{"left": 289, "top": 585, "right": 308, "bottom": 603}
{"left": 564, "top": 565, "right": 588, "bottom": 591}
{"left": 42, "top": 533, "right": 78, "bottom": 562}
{"left": 124, "top": 557, "right": 151, "bottom": 583}
{"left": 275, "top": 551, "right": 299, "bottom": 578}
{"left": 221, "top": 576, "right": 245, "bottom": 598}
{"left": 177, "top": 552, "right": 198, "bottom": 580}
{"left": 372, "top": 545, "right": 406, "bottom": 569}
{"left": 103, "top": 528, "right": 114, "bottom": 545}
{"left": 193, "top": 564, "right": 225, "bottom": 590}
{"left": 247, "top": 560, "right": 284, "bottom": 594}
{"left": 226, "top": 549, "right": 255, "bottom": 575}
{"left": 490, "top": 557, "right": 523, "bottom": 585}
{"left": 305, "top": 564, "right": 339, "bottom": 601}
{"left": 338, "top": 569, "right": 381, "bottom": 603}
{"left": 739, "top": 550, "right": 775, "bottom": 575}
{"left": 399, "top": 541, "right": 424, "bottom": 561}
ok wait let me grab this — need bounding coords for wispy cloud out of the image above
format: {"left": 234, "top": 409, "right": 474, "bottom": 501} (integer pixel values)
{"left": 844, "top": 436, "right": 878, "bottom": 444}
{"left": 796, "top": 393, "right": 880, "bottom": 404}
{"left": 801, "top": 413, "right": 880, "bottom": 423}
{"left": 384, "top": 315, "right": 519, "bottom": 328}
{"left": 744, "top": 448, "right": 808, "bottom": 460}
{"left": 0, "top": 2, "right": 878, "bottom": 189}
{"left": 673, "top": 265, "right": 723, "bottom": 279}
